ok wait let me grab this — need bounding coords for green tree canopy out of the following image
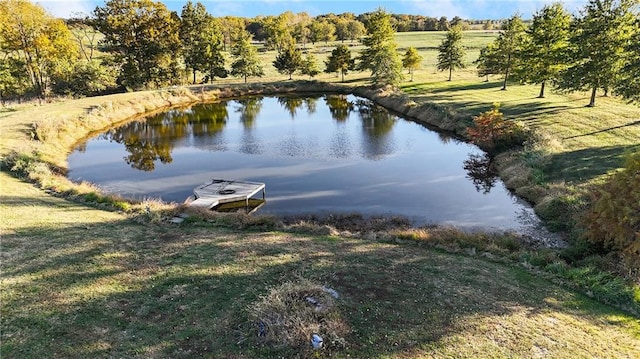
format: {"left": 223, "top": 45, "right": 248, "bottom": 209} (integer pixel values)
{"left": 94, "top": 0, "right": 181, "bottom": 90}
{"left": 516, "top": 3, "right": 572, "bottom": 98}
{"left": 558, "top": 0, "right": 637, "bottom": 106}
{"left": 309, "top": 19, "right": 336, "bottom": 44}
{"left": 437, "top": 25, "right": 466, "bottom": 81}
{"left": 261, "top": 14, "right": 295, "bottom": 51}
{"left": 325, "top": 44, "right": 355, "bottom": 82}
{"left": 616, "top": 14, "right": 640, "bottom": 103}
{"left": 230, "top": 30, "right": 264, "bottom": 83}
{"left": 495, "top": 14, "right": 527, "bottom": 90}
{"left": 300, "top": 54, "right": 321, "bottom": 78}
{"left": 358, "top": 8, "right": 403, "bottom": 85}
{"left": 180, "top": 1, "right": 209, "bottom": 84}
{"left": 475, "top": 41, "right": 504, "bottom": 81}
{"left": 273, "top": 44, "right": 303, "bottom": 80}
{"left": 402, "top": 47, "right": 423, "bottom": 81}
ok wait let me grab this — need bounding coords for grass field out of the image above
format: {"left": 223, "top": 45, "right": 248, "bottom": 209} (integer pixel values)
{"left": 2, "top": 31, "right": 640, "bottom": 358}
{"left": 2, "top": 173, "right": 639, "bottom": 358}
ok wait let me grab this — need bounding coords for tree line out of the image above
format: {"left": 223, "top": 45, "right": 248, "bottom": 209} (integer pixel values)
{"left": 474, "top": 0, "right": 640, "bottom": 106}
{"left": 1, "top": 0, "right": 639, "bottom": 107}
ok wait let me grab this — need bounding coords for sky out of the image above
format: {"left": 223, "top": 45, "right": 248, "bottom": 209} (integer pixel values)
{"left": 36, "top": 0, "right": 589, "bottom": 20}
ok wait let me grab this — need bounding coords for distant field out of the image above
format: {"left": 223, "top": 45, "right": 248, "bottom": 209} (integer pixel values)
{"left": 251, "top": 31, "right": 497, "bottom": 83}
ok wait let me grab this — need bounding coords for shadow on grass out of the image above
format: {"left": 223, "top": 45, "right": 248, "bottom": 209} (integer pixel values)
{"left": 563, "top": 120, "right": 640, "bottom": 140}
{"left": 544, "top": 144, "right": 640, "bottom": 183}
{"left": 2, "top": 207, "right": 638, "bottom": 358}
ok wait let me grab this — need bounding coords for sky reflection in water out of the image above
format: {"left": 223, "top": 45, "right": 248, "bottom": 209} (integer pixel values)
{"left": 68, "top": 94, "right": 539, "bottom": 231}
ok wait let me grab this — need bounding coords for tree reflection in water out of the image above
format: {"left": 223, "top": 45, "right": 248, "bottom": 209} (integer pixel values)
{"left": 105, "top": 95, "right": 406, "bottom": 171}
{"left": 277, "top": 96, "right": 304, "bottom": 119}
{"left": 106, "top": 101, "right": 229, "bottom": 171}
{"left": 324, "top": 94, "right": 352, "bottom": 122}
{"left": 463, "top": 153, "right": 498, "bottom": 194}
{"left": 355, "top": 99, "right": 397, "bottom": 160}
{"left": 235, "top": 97, "right": 262, "bottom": 128}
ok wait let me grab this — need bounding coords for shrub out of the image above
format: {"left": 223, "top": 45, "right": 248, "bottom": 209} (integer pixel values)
{"left": 467, "top": 105, "right": 528, "bottom": 153}
{"left": 582, "top": 152, "right": 640, "bottom": 274}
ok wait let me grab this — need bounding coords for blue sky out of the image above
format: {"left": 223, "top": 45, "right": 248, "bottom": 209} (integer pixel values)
{"left": 38, "top": 0, "right": 588, "bottom": 20}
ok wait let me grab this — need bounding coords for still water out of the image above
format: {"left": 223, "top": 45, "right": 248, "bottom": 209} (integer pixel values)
{"left": 68, "top": 94, "right": 540, "bottom": 231}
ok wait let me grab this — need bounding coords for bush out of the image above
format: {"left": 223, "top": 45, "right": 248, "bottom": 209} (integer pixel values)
{"left": 582, "top": 152, "right": 640, "bottom": 274}
{"left": 467, "top": 105, "right": 528, "bottom": 153}
{"left": 51, "top": 61, "right": 117, "bottom": 97}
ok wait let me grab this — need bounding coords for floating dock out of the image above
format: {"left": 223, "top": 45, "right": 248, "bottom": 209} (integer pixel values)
{"left": 188, "top": 179, "right": 266, "bottom": 213}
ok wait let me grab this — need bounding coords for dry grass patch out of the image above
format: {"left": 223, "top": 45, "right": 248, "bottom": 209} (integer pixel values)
{"left": 246, "top": 279, "right": 349, "bottom": 355}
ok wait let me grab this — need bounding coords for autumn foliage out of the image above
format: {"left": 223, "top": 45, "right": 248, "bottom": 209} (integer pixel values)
{"left": 466, "top": 106, "right": 527, "bottom": 152}
{"left": 583, "top": 152, "right": 640, "bottom": 273}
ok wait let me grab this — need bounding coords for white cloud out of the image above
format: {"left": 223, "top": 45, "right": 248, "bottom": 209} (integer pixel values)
{"left": 36, "top": 0, "right": 95, "bottom": 18}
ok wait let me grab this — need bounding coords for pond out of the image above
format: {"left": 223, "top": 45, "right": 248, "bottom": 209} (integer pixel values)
{"left": 68, "top": 94, "right": 543, "bottom": 233}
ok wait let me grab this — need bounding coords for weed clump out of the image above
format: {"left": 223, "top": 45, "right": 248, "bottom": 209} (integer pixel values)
{"left": 247, "top": 279, "right": 349, "bottom": 354}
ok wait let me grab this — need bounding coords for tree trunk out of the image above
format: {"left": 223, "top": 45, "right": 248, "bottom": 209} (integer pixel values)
{"left": 448, "top": 67, "right": 452, "bottom": 81}
{"left": 588, "top": 86, "right": 597, "bottom": 107}
{"left": 410, "top": 70, "right": 414, "bottom": 82}
{"left": 341, "top": 71, "right": 345, "bottom": 82}
{"left": 538, "top": 81, "right": 546, "bottom": 98}
{"left": 244, "top": 75, "right": 248, "bottom": 83}
{"left": 289, "top": 72, "right": 292, "bottom": 80}
{"left": 193, "top": 69, "right": 197, "bottom": 84}
{"left": 502, "top": 54, "right": 511, "bottom": 90}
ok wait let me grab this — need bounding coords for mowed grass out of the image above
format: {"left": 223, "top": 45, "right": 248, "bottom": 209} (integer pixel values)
{"left": 1, "top": 172, "right": 639, "bottom": 358}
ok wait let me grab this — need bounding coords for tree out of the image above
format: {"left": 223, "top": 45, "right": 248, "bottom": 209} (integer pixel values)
{"left": 219, "top": 16, "right": 245, "bottom": 51}
{"left": 0, "top": 57, "right": 30, "bottom": 104}
{"left": 437, "top": 16, "right": 450, "bottom": 31}
{"left": 273, "top": 44, "right": 303, "bottom": 80}
{"left": 358, "top": 8, "right": 404, "bottom": 85}
{"left": 0, "top": 0, "right": 79, "bottom": 98}
{"left": 180, "top": 1, "right": 209, "bottom": 84}
{"left": 495, "top": 14, "right": 527, "bottom": 90}
{"left": 616, "top": 15, "right": 640, "bottom": 103}
{"left": 402, "top": 47, "right": 423, "bottom": 81}
{"left": 50, "top": 61, "right": 117, "bottom": 97}
{"left": 325, "top": 44, "right": 355, "bottom": 82}
{"left": 310, "top": 19, "right": 335, "bottom": 44}
{"left": 94, "top": 0, "right": 182, "bottom": 90}
{"left": 346, "top": 19, "right": 367, "bottom": 42}
{"left": 261, "top": 14, "right": 294, "bottom": 51}
{"left": 230, "top": 30, "right": 264, "bottom": 83}
{"left": 517, "top": 3, "right": 571, "bottom": 98}
{"left": 292, "top": 12, "right": 312, "bottom": 48}
{"left": 334, "top": 18, "right": 350, "bottom": 42}
{"left": 201, "top": 17, "right": 228, "bottom": 83}
{"left": 437, "top": 25, "right": 466, "bottom": 81}
{"left": 300, "top": 54, "right": 321, "bottom": 78}
{"left": 558, "top": 0, "right": 637, "bottom": 107}
{"left": 475, "top": 42, "right": 503, "bottom": 81}
{"left": 68, "top": 19, "right": 99, "bottom": 62}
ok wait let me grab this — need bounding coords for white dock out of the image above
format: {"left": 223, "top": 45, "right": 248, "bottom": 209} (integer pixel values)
{"left": 188, "top": 179, "right": 266, "bottom": 213}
